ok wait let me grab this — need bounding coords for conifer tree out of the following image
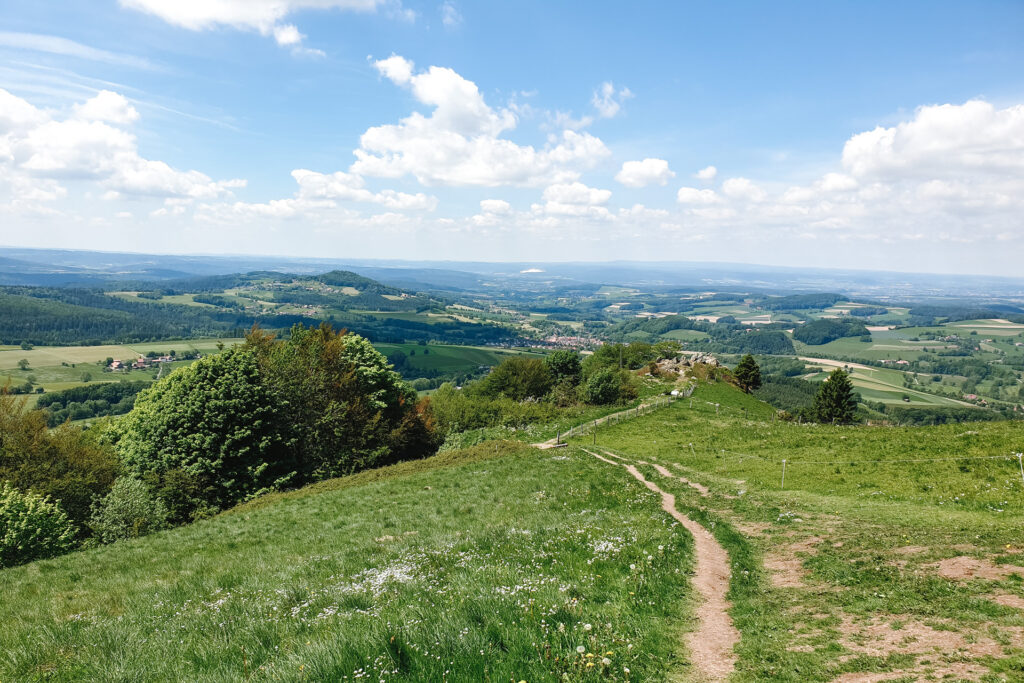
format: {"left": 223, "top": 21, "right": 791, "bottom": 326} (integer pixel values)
{"left": 733, "top": 354, "right": 762, "bottom": 393}
{"left": 812, "top": 368, "right": 857, "bottom": 423}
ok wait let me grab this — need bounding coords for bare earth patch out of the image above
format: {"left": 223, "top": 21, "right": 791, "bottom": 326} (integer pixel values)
{"left": 831, "top": 614, "right": 1008, "bottom": 681}
{"left": 991, "top": 593, "right": 1024, "bottom": 609}
{"left": 830, "top": 662, "right": 991, "bottom": 683}
{"left": 765, "top": 536, "right": 822, "bottom": 588}
{"left": 925, "top": 556, "right": 1024, "bottom": 581}
{"left": 892, "top": 545, "right": 928, "bottom": 555}
{"left": 840, "top": 615, "right": 1003, "bottom": 658}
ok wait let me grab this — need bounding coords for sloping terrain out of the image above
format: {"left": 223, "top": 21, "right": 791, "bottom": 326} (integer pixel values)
{"left": 0, "top": 443, "right": 695, "bottom": 681}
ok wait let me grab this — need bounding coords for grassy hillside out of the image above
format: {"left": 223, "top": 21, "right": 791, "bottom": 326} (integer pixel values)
{"left": 569, "top": 382, "right": 1024, "bottom": 680}
{"left": 4, "top": 379, "right": 1023, "bottom": 681}
{"left": 0, "top": 442, "right": 693, "bottom": 681}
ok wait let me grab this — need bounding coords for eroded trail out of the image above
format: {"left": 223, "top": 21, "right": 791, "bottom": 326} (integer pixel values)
{"left": 582, "top": 449, "right": 738, "bottom": 681}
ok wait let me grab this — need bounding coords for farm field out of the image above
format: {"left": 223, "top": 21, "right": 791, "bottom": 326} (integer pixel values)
{"left": 0, "top": 339, "right": 245, "bottom": 371}
{"left": 798, "top": 357, "right": 973, "bottom": 407}
{"left": 567, "top": 382, "right": 1024, "bottom": 680}
{"left": 661, "top": 328, "right": 710, "bottom": 341}
{"left": 108, "top": 292, "right": 218, "bottom": 308}
{"left": 0, "top": 442, "right": 693, "bottom": 682}
{"left": 374, "top": 342, "right": 546, "bottom": 373}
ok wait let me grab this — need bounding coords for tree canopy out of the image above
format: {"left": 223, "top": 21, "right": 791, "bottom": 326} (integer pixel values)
{"left": 813, "top": 369, "right": 858, "bottom": 423}
{"left": 733, "top": 354, "right": 762, "bottom": 393}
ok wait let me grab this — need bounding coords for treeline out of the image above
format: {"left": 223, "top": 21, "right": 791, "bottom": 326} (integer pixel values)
{"left": 35, "top": 381, "right": 150, "bottom": 426}
{"left": 756, "top": 293, "right": 846, "bottom": 311}
{"left": 603, "top": 315, "right": 797, "bottom": 355}
{"left": 793, "top": 318, "right": 869, "bottom": 345}
{"left": 906, "top": 305, "right": 1024, "bottom": 325}
{"left": 0, "top": 286, "right": 517, "bottom": 346}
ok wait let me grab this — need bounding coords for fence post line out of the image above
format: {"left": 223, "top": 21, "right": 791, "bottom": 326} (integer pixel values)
{"left": 1018, "top": 453, "right": 1024, "bottom": 487}
{"left": 781, "top": 459, "right": 787, "bottom": 490}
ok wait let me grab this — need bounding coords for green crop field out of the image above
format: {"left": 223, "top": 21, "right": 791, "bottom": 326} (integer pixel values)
{"left": 374, "top": 342, "right": 547, "bottom": 373}
{"left": 661, "top": 328, "right": 709, "bottom": 341}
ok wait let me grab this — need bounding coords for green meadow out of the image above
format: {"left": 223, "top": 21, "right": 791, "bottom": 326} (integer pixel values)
{"left": 0, "top": 442, "right": 693, "bottom": 682}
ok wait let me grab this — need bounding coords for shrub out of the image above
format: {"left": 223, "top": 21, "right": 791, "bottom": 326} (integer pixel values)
{"left": 545, "top": 350, "right": 582, "bottom": 386}
{"left": 583, "top": 343, "right": 657, "bottom": 375}
{"left": 481, "top": 356, "right": 554, "bottom": 400}
{"left": 0, "top": 481, "right": 77, "bottom": 567}
{"left": 580, "top": 368, "right": 628, "bottom": 404}
{"left": 89, "top": 477, "right": 169, "bottom": 544}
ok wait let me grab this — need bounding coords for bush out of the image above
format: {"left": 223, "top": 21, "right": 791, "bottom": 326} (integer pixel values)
{"left": 580, "top": 368, "right": 633, "bottom": 405}
{"left": 545, "top": 350, "right": 582, "bottom": 386}
{"left": 583, "top": 343, "right": 657, "bottom": 374}
{"left": 0, "top": 481, "right": 77, "bottom": 567}
{"left": 426, "top": 383, "right": 561, "bottom": 434}
{"left": 481, "top": 356, "right": 554, "bottom": 400}
{"left": 89, "top": 477, "right": 169, "bottom": 544}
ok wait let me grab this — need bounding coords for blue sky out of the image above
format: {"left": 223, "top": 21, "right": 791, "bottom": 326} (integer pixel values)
{"left": 0, "top": 1, "right": 1022, "bottom": 274}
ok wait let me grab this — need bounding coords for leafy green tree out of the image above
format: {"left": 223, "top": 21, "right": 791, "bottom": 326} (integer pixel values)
{"left": 246, "top": 323, "right": 437, "bottom": 479}
{"left": 0, "top": 481, "right": 77, "bottom": 567}
{"left": 89, "top": 477, "right": 169, "bottom": 544}
{"left": 812, "top": 368, "right": 857, "bottom": 424}
{"left": 733, "top": 354, "right": 762, "bottom": 393}
{"left": 0, "top": 393, "right": 118, "bottom": 531}
{"left": 544, "top": 350, "right": 582, "bottom": 386}
{"left": 17, "top": 359, "right": 29, "bottom": 371}
{"left": 482, "top": 356, "right": 554, "bottom": 401}
{"left": 114, "top": 346, "right": 294, "bottom": 511}
{"left": 19, "top": 341, "right": 32, "bottom": 350}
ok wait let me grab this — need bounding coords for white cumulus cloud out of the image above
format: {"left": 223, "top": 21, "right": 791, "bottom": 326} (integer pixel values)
{"left": 695, "top": 165, "right": 717, "bottom": 180}
{"left": 72, "top": 90, "right": 140, "bottom": 125}
{"left": 842, "top": 99, "right": 1024, "bottom": 178}
{"left": 615, "top": 158, "right": 674, "bottom": 187}
{"left": 351, "top": 55, "right": 610, "bottom": 186}
{"left": 0, "top": 89, "right": 242, "bottom": 201}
